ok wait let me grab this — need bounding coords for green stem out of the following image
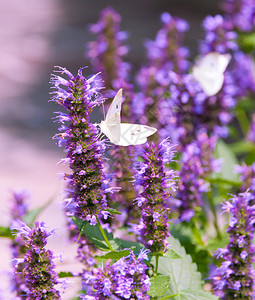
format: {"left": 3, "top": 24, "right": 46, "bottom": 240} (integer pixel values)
{"left": 154, "top": 254, "right": 159, "bottom": 277}
{"left": 96, "top": 217, "right": 113, "bottom": 251}
{"left": 207, "top": 190, "right": 222, "bottom": 240}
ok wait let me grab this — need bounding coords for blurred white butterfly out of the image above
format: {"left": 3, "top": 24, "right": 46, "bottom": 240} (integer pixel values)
{"left": 192, "top": 52, "right": 231, "bottom": 96}
{"left": 99, "top": 89, "right": 157, "bottom": 146}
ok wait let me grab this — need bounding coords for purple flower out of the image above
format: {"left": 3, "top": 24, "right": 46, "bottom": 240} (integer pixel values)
{"left": 213, "top": 191, "right": 255, "bottom": 298}
{"left": 134, "top": 12, "right": 189, "bottom": 128}
{"left": 9, "top": 191, "right": 30, "bottom": 297}
{"left": 82, "top": 250, "right": 150, "bottom": 299}
{"left": 200, "top": 15, "right": 238, "bottom": 55}
{"left": 87, "top": 6, "right": 132, "bottom": 100}
{"left": 235, "top": 162, "right": 255, "bottom": 193}
{"left": 12, "top": 221, "right": 60, "bottom": 299}
{"left": 87, "top": 8, "right": 137, "bottom": 228}
{"left": 133, "top": 139, "right": 177, "bottom": 253}
{"left": 176, "top": 133, "right": 215, "bottom": 222}
{"left": 50, "top": 67, "right": 109, "bottom": 224}
{"left": 222, "top": 0, "right": 255, "bottom": 32}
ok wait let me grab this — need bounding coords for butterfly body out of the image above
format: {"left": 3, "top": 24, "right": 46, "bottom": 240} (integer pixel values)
{"left": 99, "top": 89, "right": 157, "bottom": 146}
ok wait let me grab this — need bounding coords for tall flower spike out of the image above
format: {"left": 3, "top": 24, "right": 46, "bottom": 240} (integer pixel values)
{"left": 213, "top": 191, "right": 255, "bottom": 299}
{"left": 135, "top": 12, "right": 189, "bottom": 128}
{"left": 81, "top": 249, "right": 150, "bottom": 299}
{"left": 9, "top": 190, "right": 30, "bottom": 297}
{"left": 50, "top": 67, "right": 109, "bottom": 224}
{"left": 134, "top": 139, "right": 177, "bottom": 253}
{"left": 87, "top": 7, "right": 137, "bottom": 227}
{"left": 11, "top": 221, "right": 60, "bottom": 299}
{"left": 87, "top": 6, "right": 131, "bottom": 97}
{"left": 176, "top": 132, "right": 219, "bottom": 222}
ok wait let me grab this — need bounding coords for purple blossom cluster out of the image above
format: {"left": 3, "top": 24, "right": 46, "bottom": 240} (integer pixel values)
{"left": 176, "top": 132, "right": 219, "bottom": 221}
{"left": 235, "top": 162, "right": 255, "bottom": 193}
{"left": 133, "top": 139, "right": 176, "bottom": 253}
{"left": 87, "top": 7, "right": 137, "bottom": 227}
{"left": 222, "top": 0, "right": 255, "bottom": 32}
{"left": 11, "top": 221, "right": 60, "bottom": 299}
{"left": 9, "top": 191, "right": 29, "bottom": 297}
{"left": 200, "top": 14, "right": 238, "bottom": 55}
{"left": 134, "top": 12, "right": 189, "bottom": 126}
{"left": 81, "top": 250, "right": 150, "bottom": 300}
{"left": 50, "top": 67, "right": 109, "bottom": 224}
{"left": 213, "top": 191, "right": 255, "bottom": 299}
{"left": 87, "top": 6, "right": 131, "bottom": 96}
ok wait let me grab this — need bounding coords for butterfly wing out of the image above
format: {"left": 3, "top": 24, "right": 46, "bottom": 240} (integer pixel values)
{"left": 193, "top": 52, "right": 231, "bottom": 96}
{"left": 105, "top": 88, "right": 122, "bottom": 125}
{"left": 100, "top": 89, "right": 122, "bottom": 144}
{"left": 117, "top": 123, "right": 157, "bottom": 146}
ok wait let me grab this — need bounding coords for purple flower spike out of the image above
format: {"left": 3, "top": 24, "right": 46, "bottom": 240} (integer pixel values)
{"left": 222, "top": 0, "right": 255, "bottom": 32}
{"left": 213, "top": 191, "right": 255, "bottom": 299}
{"left": 133, "top": 139, "right": 177, "bottom": 253}
{"left": 135, "top": 12, "right": 189, "bottom": 127}
{"left": 82, "top": 250, "right": 150, "bottom": 299}
{"left": 50, "top": 67, "right": 110, "bottom": 223}
{"left": 87, "top": 6, "right": 132, "bottom": 99}
{"left": 12, "top": 221, "right": 60, "bottom": 299}
{"left": 9, "top": 191, "right": 30, "bottom": 298}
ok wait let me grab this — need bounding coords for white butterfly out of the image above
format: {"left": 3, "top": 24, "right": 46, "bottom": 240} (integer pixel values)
{"left": 192, "top": 52, "right": 231, "bottom": 96}
{"left": 99, "top": 89, "right": 157, "bottom": 146}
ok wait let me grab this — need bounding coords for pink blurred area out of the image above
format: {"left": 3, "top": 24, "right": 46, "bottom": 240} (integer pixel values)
{"left": 0, "top": 1, "right": 82, "bottom": 298}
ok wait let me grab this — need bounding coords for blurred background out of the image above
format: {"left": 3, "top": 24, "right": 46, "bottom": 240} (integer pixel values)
{"left": 0, "top": 0, "right": 221, "bottom": 297}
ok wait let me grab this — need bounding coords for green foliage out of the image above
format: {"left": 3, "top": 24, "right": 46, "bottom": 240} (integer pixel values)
{"left": 58, "top": 271, "right": 74, "bottom": 278}
{"left": 148, "top": 275, "right": 170, "bottom": 297}
{"left": 0, "top": 226, "right": 12, "bottom": 239}
{"left": 23, "top": 198, "right": 53, "bottom": 227}
{"left": 213, "top": 140, "right": 240, "bottom": 183}
{"left": 156, "top": 235, "right": 218, "bottom": 299}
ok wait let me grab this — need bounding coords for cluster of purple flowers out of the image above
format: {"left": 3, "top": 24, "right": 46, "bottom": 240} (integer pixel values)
{"left": 134, "top": 12, "right": 189, "bottom": 127}
{"left": 222, "top": 0, "right": 255, "bottom": 32}
{"left": 11, "top": 221, "right": 60, "bottom": 299}
{"left": 9, "top": 191, "right": 29, "bottom": 297}
{"left": 213, "top": 191, "right": 255, "bottom": 298}
{"left": 81, "top": 250, "right": 150, "bottom": 300}
{"left": 133, "top": 139, "right": 176, "bottom": 253}
{"left": 50, "top": 67, "right": 109, "bottom": 224}
{"left": 176, "top": 132, "right": 219, "bottom": 221}
{"left": 87, "top": 6, "right": 131, "bottom": 97}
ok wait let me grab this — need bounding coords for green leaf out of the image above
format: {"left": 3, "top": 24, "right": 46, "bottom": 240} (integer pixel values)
{"left": 213, "top": 140, "right": 239, "bottom": 183}
{"left": 229, "top": 141, "right": 255, "bottom": 155}
{"left": 72, "top": 217, "right": 118, "bottom": 251}
{"left": 178, "top": 289, "right": 219, "bottom": 300}
{"left": 105, "top": 208, "right": 122, "bottom": 215}
{"left": 0, "top": 226, "right": 12, "bottom": 238}
{"left": 164, "top": 249, "right": 182, "bottom": 259}
{"left": 98, "top": 249, "right": 131, "bottom": 260}
{"left": 148, "top": 275, "right": 170, "bottom": 297}
{"left": 58, "top": 271, "right": 74, "bottom": 278}
{"left": 206, "top": 177, "right": 241, "bottom": 187}
{"left": 23, "top": 198, "right": 53, "bottom": 227}
{"left": 115, "top": 238, "right": 143, "bottom": 254}
{"left": 156, "top": 235, "right": 218, "bottom": 299}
